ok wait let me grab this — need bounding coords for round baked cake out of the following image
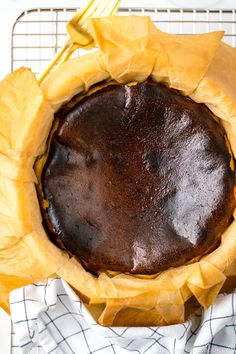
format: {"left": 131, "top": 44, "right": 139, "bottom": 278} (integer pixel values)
{"left": 41, "top": 81, "right": 236, "bottom": 274}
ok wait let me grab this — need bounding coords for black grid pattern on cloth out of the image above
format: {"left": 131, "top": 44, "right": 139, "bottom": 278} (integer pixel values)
{"left": 10, "top": 278, "right": 236, "bottom": 354}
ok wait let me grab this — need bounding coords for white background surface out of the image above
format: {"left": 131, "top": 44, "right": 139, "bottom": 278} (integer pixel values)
{"left": 1, "top": 1, "right": 236, "bottom": 353}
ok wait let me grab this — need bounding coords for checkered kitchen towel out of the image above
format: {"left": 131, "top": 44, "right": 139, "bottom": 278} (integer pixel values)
{"left": 10, "top": 278, "right": 236, "bottom": 354}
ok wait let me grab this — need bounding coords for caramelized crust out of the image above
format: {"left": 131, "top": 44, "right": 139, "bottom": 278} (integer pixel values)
{"left": 42, "top": 82, "right": 236, "bottom": 274}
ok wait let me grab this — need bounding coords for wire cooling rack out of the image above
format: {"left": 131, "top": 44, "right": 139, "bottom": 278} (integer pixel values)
{"left": 8, "top": 3, "right": 236, "bottom": 354}
{"left": 11, "top": 7, "right": 236, "bottom": 77}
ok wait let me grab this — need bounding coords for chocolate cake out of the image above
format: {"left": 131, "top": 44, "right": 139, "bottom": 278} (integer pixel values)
{"left": 41, "top": 81, "right": 236, "bottom": 274}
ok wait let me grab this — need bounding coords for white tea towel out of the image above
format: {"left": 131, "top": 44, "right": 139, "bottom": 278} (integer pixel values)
{"left": 10, "top": 278, "right": 236, "bottom": 354}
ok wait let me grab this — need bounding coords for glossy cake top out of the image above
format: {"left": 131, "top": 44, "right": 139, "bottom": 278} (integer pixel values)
{"left": 42, "top": 81, "right": 235, "bottom": 274}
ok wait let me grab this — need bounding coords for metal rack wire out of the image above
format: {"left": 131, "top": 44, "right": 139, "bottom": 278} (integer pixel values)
{"left": 11, "top": 7, "right": 236, "bottom": 77}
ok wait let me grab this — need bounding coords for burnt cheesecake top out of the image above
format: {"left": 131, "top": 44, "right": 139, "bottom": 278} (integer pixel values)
{"left": 41, "top": 81, "right": 236, "bottom": 274}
